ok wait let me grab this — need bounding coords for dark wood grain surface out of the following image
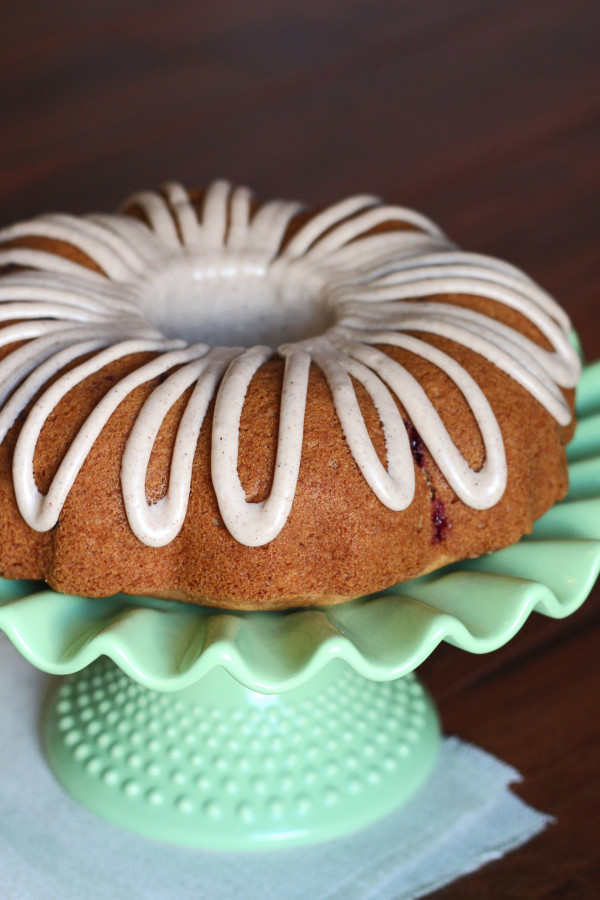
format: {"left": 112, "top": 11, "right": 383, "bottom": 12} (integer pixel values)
{"left": 2, "top": 1, "right": 599, "bottom": 896}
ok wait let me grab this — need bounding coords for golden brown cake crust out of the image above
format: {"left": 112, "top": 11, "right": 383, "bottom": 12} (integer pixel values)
{"left": 0, "top": 194, "right": 576, "bottom": 610}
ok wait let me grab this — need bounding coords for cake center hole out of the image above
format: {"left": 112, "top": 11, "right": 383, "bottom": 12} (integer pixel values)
{"left": 141, "top": 256, "right": 333, "bottom": 347}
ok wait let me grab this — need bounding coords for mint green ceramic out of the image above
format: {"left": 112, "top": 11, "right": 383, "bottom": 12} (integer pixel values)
{"left": 44, "top": 660, "right": 440, "bottom": 848}
{"left": 2, "top": 358, "right": 599, "bottom": 848}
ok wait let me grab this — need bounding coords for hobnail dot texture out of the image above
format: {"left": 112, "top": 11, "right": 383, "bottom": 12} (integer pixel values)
{"left": 45, "top": 658, "right": 439, "bottom": 849}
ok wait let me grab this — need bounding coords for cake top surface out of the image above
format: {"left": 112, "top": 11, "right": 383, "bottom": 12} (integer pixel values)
{"left": 0, "top": 181, "right": 580, "bottom": 547}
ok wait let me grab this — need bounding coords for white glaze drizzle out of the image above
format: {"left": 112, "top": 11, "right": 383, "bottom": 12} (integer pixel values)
{"left": 0, "top": 181, "right": 580, "bottom": 546}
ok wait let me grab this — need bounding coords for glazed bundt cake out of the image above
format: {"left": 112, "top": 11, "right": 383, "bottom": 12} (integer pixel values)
{"left": 0, "top": 182, "right": 580, "bottom": 609}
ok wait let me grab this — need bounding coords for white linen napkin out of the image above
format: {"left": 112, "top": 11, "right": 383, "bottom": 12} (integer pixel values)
{"left": 0, "top": 634, "right": 552, "bottom": 900}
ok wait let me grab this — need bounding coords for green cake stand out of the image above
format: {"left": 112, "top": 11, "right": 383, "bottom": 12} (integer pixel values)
{"left": 1, "top": 360, "right": 600, "bottom": 850}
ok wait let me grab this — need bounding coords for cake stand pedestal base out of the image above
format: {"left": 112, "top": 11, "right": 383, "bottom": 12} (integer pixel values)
{"left": 43, "top": 657, "right": 440, "bottom": 849}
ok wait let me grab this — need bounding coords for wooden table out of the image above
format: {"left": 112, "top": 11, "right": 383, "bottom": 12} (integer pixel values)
{"left": 2, "top": 1, "right": 599, "bottom": 895}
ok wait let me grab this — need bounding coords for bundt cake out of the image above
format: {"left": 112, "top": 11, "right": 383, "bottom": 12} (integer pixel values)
{"left": 0, "top": 181, "right": 580, "bottom": 609}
